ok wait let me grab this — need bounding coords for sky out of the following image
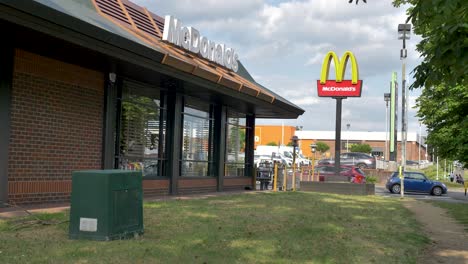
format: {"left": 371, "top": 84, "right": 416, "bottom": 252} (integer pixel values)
{"left": 134, "top": 0, "right": 425, "bottom": 134}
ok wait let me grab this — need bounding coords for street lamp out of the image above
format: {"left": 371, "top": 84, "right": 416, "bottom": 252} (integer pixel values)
{"left": 346, "top": 123, "right": 350, "bottom": 152}
{"left": 384, "top": 93, "right": 391, "bottom": 160}
{"left": 310, "top": 143, "right": 317, "bottom": 181}
{"left": 291, "top": 136, "right": 299, "bottom": 191}
{"left": 398, "top": 23, "right": 411, "bottom": 199}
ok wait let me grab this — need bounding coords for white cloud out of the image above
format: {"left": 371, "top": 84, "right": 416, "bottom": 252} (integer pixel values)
{"left": 290, "top": 96, "right": 319, "bottom": 106}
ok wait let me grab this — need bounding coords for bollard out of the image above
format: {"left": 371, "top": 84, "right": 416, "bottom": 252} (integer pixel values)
{"left": 292, "top": 164, "right": 296, "bottom": 191}
{"left": 282, "top": 166, "right": 287, "bottom": 191}
{"left": 273, "top": 163, "right": 278, "bottom": 192}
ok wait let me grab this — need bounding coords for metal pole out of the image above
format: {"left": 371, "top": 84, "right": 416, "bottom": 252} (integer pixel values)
{"left": 282, "top": 165, "right": 287, "bottom": 191}
{"left": 444, "top": 159, "right": 446, "bottom": 179}
{"left": 334, "top": 98, "right": 343, "bottom": 176}
{"left": 273, "top": 163, "right": 278, "bottom": 192}
{"left": 312, "top": 152, "right": 316, "bottom": 181}
{"left": 292, "top": 146, "right": 296, "bottom": 191}
{"left": 401, "top": 56, "right": 407, "bottom": 170}
{"left": 385, "top": 101, "right": 389, "bottom": 160}
{"left": 346, "top": 123, "right": 350, "bottom": 153}
{"left": 436, "top": 156, "right": 439, "bottom": 180}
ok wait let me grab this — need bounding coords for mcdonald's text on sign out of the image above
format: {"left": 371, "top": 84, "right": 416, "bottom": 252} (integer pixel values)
{"left": 317, "top": 51, "right": 362, "bottom": 97}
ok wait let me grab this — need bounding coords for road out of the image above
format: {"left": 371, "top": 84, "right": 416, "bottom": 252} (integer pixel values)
{"left": 375, "top": 185, "right": 468, "bottom": 203}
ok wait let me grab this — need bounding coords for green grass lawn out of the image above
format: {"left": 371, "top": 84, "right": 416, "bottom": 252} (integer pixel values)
{"left": 0, "top": 192, "right": 429, "bottom": 264}
{"left": 430, "top": 201, "right": 468, "bottom": 232}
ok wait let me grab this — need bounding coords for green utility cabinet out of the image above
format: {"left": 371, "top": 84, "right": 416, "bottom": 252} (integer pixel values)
{"left": 69, "top": 170, "right": 143, "bottom": 241}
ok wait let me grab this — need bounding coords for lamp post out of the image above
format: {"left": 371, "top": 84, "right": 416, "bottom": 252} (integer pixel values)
{"left": 346, "top": 123, "right": 350, "bottom": 153}
{"left": 310, "top": 143, "right": 317, "bottom": 181}
{"left": 384, "top": 93, "right": 391, "bottom": 160}
{"left": 398, "top": 23, "right": 411, "bottom": 199}
{"left": 291, "top": 136, "right": 299, "bottom": 191}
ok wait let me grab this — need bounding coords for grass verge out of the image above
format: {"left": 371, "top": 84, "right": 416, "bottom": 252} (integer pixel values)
{"left": 430, "top": 201, "right": 468, "bottom": 232}
{"left": 0, "top": 192, "right": 429, "bottom": 263}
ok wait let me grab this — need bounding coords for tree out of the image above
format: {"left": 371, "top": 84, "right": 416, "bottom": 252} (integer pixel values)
{"left": 315, "top": 142, "right": 330, "bottom": 153}
{"left": 350, "top": 144, "right": 372, "bottom": 154}
{"left": 266, "top": 141, "right": 278, "bottom": 146}
{"left": 393, "top": 0, "right": 468, "bottom": 165}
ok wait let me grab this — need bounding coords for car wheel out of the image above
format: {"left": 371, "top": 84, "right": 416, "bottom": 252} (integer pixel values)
{"left": 432, "top": 186, "right": 443, "bottom": 196}
{"left": 391, "top": 184, "right": 401, "bottom": 194}
{"left": 357, "top": 163, "right": 367, "bottom": 169}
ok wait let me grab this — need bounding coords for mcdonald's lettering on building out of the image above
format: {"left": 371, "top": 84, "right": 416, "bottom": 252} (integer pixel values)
{"left": 316, "top": 51, "right": 363, "bottom": 97}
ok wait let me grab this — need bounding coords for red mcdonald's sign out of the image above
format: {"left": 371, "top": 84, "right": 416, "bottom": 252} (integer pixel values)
{"left": 317, "top": 51, "right": 363, "bottom": 97}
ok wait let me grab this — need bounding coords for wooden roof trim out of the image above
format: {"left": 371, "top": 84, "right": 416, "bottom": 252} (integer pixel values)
{"left": 143, "top": 7, "right": 162, "bottom": 37}
{"left": 116, "top": 0, "right": 137, "bottom": 30}
{"left": 92, "top": 0, "right": 276, "bottom": 104}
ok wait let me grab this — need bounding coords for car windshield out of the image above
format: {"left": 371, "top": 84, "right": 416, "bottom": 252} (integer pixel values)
{"left": 355, "top": 168, "right": 365, "bottom": 175}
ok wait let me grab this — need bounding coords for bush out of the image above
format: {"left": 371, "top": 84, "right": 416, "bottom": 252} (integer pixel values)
{"left": 365, "top": 176, "right": 378, "bottom": 184}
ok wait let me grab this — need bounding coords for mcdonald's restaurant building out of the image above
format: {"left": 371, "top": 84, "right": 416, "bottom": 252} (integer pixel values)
{"left": 0, "top": 0, "right": 304, "bottom": 205}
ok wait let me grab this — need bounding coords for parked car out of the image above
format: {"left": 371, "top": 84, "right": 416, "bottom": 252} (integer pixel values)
{"left": 385, "top": 171, "right": 447, "bottom": 196}
{"left": 406, "top": 160, "right": 419, "bottom": 166}
{"left": 314, "top": 165, "right": 366, "bottom": 182}
{"left": 318, "top": 152, "right": 376, "bottom": 169}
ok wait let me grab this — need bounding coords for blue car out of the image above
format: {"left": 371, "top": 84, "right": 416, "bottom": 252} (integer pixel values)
{"left": 386, "top": 171, "right": 447, "bottom": 196}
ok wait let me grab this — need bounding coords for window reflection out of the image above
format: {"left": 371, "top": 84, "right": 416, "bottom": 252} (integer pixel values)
{"left": 225, "top": 110, "right": 247, "bottom": 176}
{"left": 181, "top": 98, "right": 214, "bottom": 177}
{"left": 120, "top": 83, "right": 166, "bottom": 177}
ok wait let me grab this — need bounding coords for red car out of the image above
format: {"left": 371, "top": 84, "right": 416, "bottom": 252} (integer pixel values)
{"left": 314, "top": 165, "right": 366, "bottom": 183}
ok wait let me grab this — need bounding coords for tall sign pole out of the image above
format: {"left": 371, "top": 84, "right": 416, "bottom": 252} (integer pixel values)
{"left": 334, "top": 97, "right": 343, "bottom": 174}
{"left": 317, "top": 51, "right": 362, "bottom": 176}
{"left": 398, "top": 23, "right": 411, "bottom": 199}
{"left": 389, "top": 72, "right": 398, "bottom": 161}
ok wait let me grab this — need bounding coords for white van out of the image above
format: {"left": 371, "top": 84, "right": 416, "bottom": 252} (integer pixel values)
{"left": 255, "top": 145, "right": 310, "bottom": 166}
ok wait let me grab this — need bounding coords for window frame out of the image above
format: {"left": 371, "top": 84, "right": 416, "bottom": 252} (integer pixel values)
{"left": 180, "top": 97, "right": 215, "bottom": 177}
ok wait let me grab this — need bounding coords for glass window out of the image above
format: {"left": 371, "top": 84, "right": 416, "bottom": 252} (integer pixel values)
{"left": 181, "top": 98, "right": 214, "bottom": 177}
{"left": 119, "top": 82, "right": 166, "bottom": 177}
{"left": 225, "top": 110, "right": 247, "bottom": 176}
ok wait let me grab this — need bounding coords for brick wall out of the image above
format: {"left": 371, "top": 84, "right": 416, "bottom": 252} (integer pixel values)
{"left": 8, "top": 49, "right": 104, "bottom": 205}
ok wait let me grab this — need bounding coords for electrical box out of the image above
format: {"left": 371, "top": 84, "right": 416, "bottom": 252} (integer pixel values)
{"left": 69, "top": 170, "right": 143, "bottom": 241}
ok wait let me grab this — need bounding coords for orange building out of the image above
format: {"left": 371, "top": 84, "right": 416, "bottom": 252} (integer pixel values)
{"left": 254, "top": 125, "right": 296, "bottom": 149}
{"left": 255, "top": 126, "right": 428, "bottom": 162}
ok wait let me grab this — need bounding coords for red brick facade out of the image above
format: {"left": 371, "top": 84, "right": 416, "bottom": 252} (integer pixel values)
{"left": 8, "top": 50, "right": 104, "bottom": 205}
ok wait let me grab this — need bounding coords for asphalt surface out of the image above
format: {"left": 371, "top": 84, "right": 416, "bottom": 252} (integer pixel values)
{"left": 375, "top": 185, "right": 468, "bottom": 203}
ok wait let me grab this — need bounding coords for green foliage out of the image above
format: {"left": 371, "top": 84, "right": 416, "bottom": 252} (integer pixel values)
{"left": 393, "top": 0, "right": 467, "bottom": 90}
{"left": 365, "top": 176, "right": 378, "bottom": 184}
{"left": 120, "top": 95, "right": 160, "bottom": 154}
{"left": 227, "top": 125, "right": 245, "bottom": 153}
{"left": 350, "top": 143, "right": 372, "bottom": 153}
{"left": 266, "top": 141, "right": 278, "bottom": 146}
{"left": 315, "top": 141, "right": 330, "bottom": 153}
{"left": 392, "top": 0, "right": 468, "bottom": 165}
{"left": 286, "top": 141, "right": 294, "bottom": 147}
{"left": 416, "top": 84, "right": 468, "bottom": 166}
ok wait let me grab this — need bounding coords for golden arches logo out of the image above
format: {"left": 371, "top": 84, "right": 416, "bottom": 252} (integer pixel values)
{"left": 319, "top": 51, "right": 359, "bottom": 84}
{"left": 316, "top": 51, "right": 362, "bottom": 98}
